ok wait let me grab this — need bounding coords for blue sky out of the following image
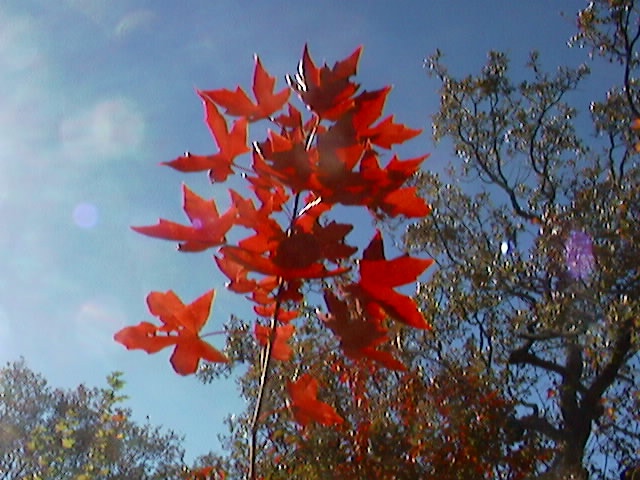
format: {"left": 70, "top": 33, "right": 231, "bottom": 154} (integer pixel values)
{"left": 0, "top": 0, "right": 593, "bottom": 463}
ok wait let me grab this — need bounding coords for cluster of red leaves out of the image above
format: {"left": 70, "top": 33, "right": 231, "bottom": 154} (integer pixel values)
{"left": 115, "top": 46, "right": 431, "bottom": 437}
{"left": 393, "top": 369, "right": 551, "bottom": 480}
{"left": 185, "top": 466, "right": 226, "bottom": 480}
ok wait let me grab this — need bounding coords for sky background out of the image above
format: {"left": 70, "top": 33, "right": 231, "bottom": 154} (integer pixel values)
{"left": 0, "top": 0, "right": 604, "bottom": 464}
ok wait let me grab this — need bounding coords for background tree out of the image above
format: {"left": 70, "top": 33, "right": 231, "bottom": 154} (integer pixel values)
{"left": 196, "top": 311, "right": 548, "bottom": 479}
{"left": 405, "top": 1, "right": 640, "bottom": 478}
{"left": 0, "top": 359, "right": 187, "bottom": 479}
{"left": 195, "top": 2, "right": 639, "bottom": 479}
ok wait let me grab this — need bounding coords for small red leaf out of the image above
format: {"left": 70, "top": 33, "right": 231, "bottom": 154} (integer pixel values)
{"left": 353, "top": 232, "right": 433, "bottom": 329}
{"left": 170, "top": 338, "right": 228, "bottom": 375}
{"left": 163, "top": 94, "right": 249, "bottom": 181}
{"left": 254, "top": 323, "right": 295, "bottom": 361}
{"left": 132, "top": 185, "right": 236, "bottom": 252}
{"left": 114, "top": 290, "right": 228, "bottom": 375}
{"left": 288, "top": 374, "right": 343, "bottom": 427}
{"left": 288, "top": 45, "right": 362, "bottom": 119}
{"left": 114, "top": 322, "right": 176, "bottom": 353}
{"left": 204, "top": 56, "right": 289, "bottom": 121}
{"left": 322, "top": 289, "right": 405, "bottom": 370}
{"left": 379, "top": 186, "right": 431, "bottom": 218}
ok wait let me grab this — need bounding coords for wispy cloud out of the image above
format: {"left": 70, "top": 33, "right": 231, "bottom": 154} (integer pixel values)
{"left": 59, "top": 98, "right": 145, "bottom": 162}
{"left": 114, "top": 9, "right": 155, "bottom": 40}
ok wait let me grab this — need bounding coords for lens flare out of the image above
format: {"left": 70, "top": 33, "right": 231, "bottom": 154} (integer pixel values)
{"left": 72, "top": 202, "right": 98, "bottom": 229}
{"left": 565, "top": 230, "right": 594, "bottom": 280}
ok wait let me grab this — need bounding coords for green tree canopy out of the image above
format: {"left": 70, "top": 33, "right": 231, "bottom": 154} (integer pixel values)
{"left": 0, "top": 359, "right": 187, "bottom": 480}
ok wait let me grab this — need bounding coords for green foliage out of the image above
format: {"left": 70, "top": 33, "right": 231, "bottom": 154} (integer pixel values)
{"left": 0, "top": 358, "right": 186, "bottom": 480}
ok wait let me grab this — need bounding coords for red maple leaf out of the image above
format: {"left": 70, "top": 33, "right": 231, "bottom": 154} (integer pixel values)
{"left": 358, "top": 152, "right": 431, "bottom": 218}
{"left": 218, "top": 194, "right": 354, "bottom": 280}
{"left": 220, "top": 242, "right": 348, "bottom": 280}
{"left": 351, "top": 87, "right": 422, "bottom": 148}
{"left": 164, "top": 92, "right": 249, "bottom": 182}
{"left": 246, "top": 173, "right": 289, "bottom": 214}
{"left": 114, "top": 290, "right": 228, "bottom": 375}
{"left": 253, "top": 130, "right": 318, "bottom": 193}
{"left": 321, "top": 289, "right": 406, "bottom": 371}
{"left": 132, "top": 184, "right": 236, "bottom": 252}
{"left": 288, "top": 45, "right": 362, "bottom": 120}
{"left": 203, "top": 56, "right": 290, "bottom": 121}
{"left": 250, "top": 286, "right": 299, "bottom": 323}
{"left": 350, "top": 231, "right": 433, "bottom": 329}
{"left": 287, "top": 374, "right": 344, "bottom": 427}
{"left": 214, "top": 254, "right": 259, "bottom": 294}
{"left": 313, "top": 138, "right": 430, "bottom": 217}
{"left": 378, "top": 186, "right": 431, "bottom": 218}
{"left": 254, "top": 323, "right": 295, "bottom": 361}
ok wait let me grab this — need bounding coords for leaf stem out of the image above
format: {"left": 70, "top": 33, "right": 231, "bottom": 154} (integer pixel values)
{"left": 247, "top": 191, "right": 301, "bottom": 480}
{"left": 247, "top": 280, "right": 282, "bottom": 480}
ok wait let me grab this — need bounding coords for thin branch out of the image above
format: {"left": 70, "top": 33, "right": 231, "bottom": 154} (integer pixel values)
{"left": 247, "top": 279, "right": 283, "bottom": 480}
{"left": 516, "top": 413, "right": 564, "bottom": 442}
{"left": 247, "top": 191, "right": 302, "bottom": 480}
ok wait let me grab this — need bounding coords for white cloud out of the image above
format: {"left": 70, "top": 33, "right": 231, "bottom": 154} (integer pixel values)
{"left": 73, "top": 297, "right": 128, "bottom": 358}
{"left": 114, "top": 9, "right": 154, "bottom": 40}
{"left": 0, "top": 12, "right": 42, "bottom": 73}
{"left": 64, "top": 1, "right": 155, "bottom": 41}
{"left": 59, "top": 98, "right": 145, "bottom": 162}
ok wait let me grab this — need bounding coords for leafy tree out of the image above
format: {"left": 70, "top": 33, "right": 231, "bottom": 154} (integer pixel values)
{"left": 194, "top": 309, "right": 547, "bottom": 479}
{"left": 115, "top": 3, "right": 639, "bottom": 480}
{"left": 403, "top": 1, "right": 640, "bottom": 478}
{"left": 192, "top": 2, "right": 640, "bottom": 480}
{"left": 0, "top": 358, "right": 186, "bottom": 479}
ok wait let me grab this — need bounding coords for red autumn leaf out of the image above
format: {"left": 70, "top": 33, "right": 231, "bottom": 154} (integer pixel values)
{"left": 114, "top": 290, "right": 228, "bottom": 375}
{"left": 291, "top": 204, "right": 357, "bottom": 263}
{"left": 379, "top": 186, "right": 432, "bottom": 218}
{"left": 352, "top": 88, "right": 390, "bottom": 134}
{"left": 254, "top": 323, "right": 295, "bottom": 361}
{"left": 254, "top": 304, "right": 299, "bottom": 323}
{"left": 214, "top": 254, "right": 258, "bottom": 294}
{"left": 313, "top": 144, "right": 430, "bottom": 217}
{"left": 321, "top": 290, "right": 406, "bottom": 371}
{"left": 132, "top": 184, "right": 236, "bottom": 252}
{"left": 253, "top": 129, "right": 321, "bottom": 194}
{"left": 287, "top": 374, "right": 344, "bottom": 427}
{"left": 288, "top": 45, "right": 362, "bottom": 120}
{"left": 350, "top": 87, "right": 422, "bottom": 148}
{"left": 234, "top": 219, "right": 352, "bottom": 275}
{"left": 246, "top": 173, "right": 289, "bottom": 213}
{"left": 228, "top": 189, "right": 285, "bottom": 254}
{"left": 220, "top": 243, "right": 349, "bottom": 280}
{"left": 273, "top": 103, "right": 304, "bottom": 129}
{"left": 358, "top": 152, "right": 431, "bottom": 217}
{"left": 352, "top": 231, "right": 433, "bottom": 329}
{"left": 164, "top": 92, "right": 249, "bottom": 182}
{"left": 362, "top": 115, "right": 422, "bottom": 149}
{"left": 218, "top": 196, "right": 354, "bottom": 280}
{"left": 203, "top": 56, "right": 290, "bottom": 121}
{"left": 113, "top": 321, "right": 176, "bottom": 353}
